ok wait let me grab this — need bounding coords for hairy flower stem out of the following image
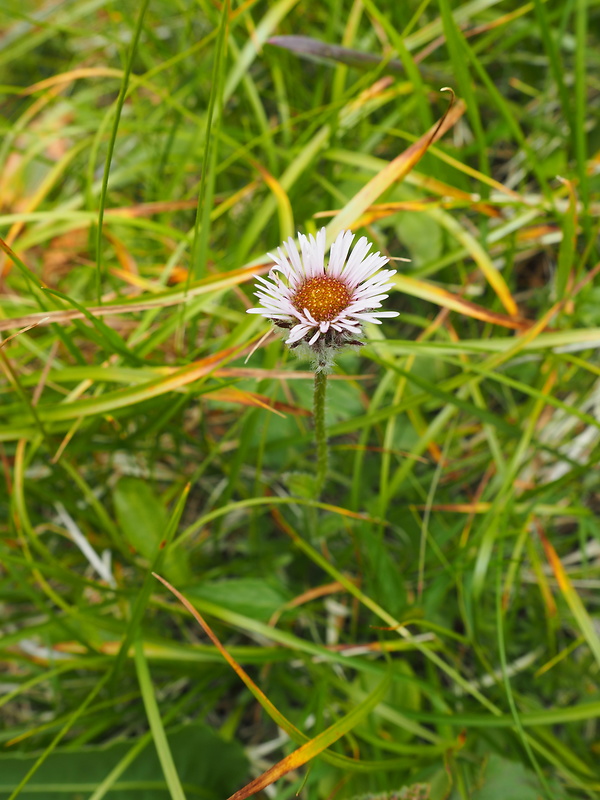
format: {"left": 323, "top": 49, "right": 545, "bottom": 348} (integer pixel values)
{"left": 313, "top": 368, "right": 329, "bottom": 500}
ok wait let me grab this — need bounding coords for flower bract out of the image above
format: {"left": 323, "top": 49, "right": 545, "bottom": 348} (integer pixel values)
{"left": 247, "top": 228, "right": 399, "bottom": 350}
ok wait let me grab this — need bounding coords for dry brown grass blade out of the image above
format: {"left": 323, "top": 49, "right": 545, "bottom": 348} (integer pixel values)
{"left": 0, "top": 318, "right": 49, "bottom": 349}
{"left": 0, "top": 262, "right": 270, "bottom": 333}
{"left": 206, "top": 386, "right": 311, "bottom": 417}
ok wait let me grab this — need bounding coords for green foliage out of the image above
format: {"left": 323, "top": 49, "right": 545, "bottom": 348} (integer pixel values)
{"left": 113, "top": 476, "right": 190, "bottom": 583}
{"left": 0, "top": 724, "right": 247, "bottom": 799}
{"left": 350, "top": 784, "right": 430, "bottom": 800}
{"left": 1, "top": 0, "right": 600, "bottom": 799}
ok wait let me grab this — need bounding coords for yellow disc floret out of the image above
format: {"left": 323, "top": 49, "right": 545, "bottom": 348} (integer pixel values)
{"left": 292, "top": 276, "right": 351, "bottom": 322}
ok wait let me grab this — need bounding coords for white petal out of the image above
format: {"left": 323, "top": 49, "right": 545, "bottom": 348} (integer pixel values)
{"left": 353, "top": 269, "right": 397, "bottom": 289}
{"left": 268, "top": 249, "right": 293, "bottom": 282}
{"left": 315, "top": 228, "right": 327, "bottom": 276}
{"left": 337, "top": 320, "right": 362, "bottom": 332}
{"left": 340, "top": 237, "right": 372, "bottom": 281}
{"left": 303, "top": 308, "right": 319, "bottom": 326}
{"left": 350, "top": 311, "right": 399, "bottom": 322}
{"left": 328, "top": 229, "right": 354, "bottom": 278}
{"left": 283, "top": 238, "right": 303, "bottom": 279}
{"left": 350, "top": 313, "right": 383, "bottom": 324}
{"left": 348, "top": 293, "right": 389, "bottom": 309}
{"left": 287, "top": 323, "right": 313, "bottom": 343}
{"left": 352, "top": 274, "right": 396, "bottom": 296}
{"left": 345, "top": 253, "right": 389, "bottom": 288}
{"left": 297, "top": 233, "right": 310, "bottom": 278}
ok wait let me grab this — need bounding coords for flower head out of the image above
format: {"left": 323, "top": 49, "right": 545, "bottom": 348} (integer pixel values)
{"left": 248, "top": 229, "right": 398, "bottom": 356}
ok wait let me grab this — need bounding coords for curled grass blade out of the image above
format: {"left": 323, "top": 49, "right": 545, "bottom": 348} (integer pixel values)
{"left": 326, "top": 92, "right": 466, "bottom": 241}
{"left": 225, "top": 672, "right": 391, "bottom": 800}
{"left": 152, "top": 573, "right": 408, "bottom": 774}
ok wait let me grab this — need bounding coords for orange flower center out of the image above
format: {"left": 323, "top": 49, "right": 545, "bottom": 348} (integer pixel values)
{"left": 292, "top": 276, "right": 351, "bottom": 322}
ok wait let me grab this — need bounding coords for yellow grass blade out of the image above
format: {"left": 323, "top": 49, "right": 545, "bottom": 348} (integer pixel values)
{"left": 393, "top": 273, "right": 531, "bottom": 330}
{"left": 206, "top": 386, "right": 311, "bottom": 417}
{"left": 225, "top": 671, "right": 390, "bottom": 800}
{"left": 537, "top": 527, "right": 600, "bottom": 669}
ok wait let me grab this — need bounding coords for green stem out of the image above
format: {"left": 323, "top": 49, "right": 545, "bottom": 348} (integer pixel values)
{"left": 313, "top": 368, "right": 329, "bottom": 499}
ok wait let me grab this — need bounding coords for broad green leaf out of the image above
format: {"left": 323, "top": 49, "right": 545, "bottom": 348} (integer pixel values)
{"left": 471, "top": 755, "right": 567, "bottom": 800}
{"left": 112, "top": 477, "right": 189, "bottom": 585}
{"left": 187, "top": 579, "right": 287, "bottom": 623}
{"left": 0, "top": 724, "right": 247, "bottom": 800}
{"left": 113, "top": 477, "right": 167, "bottom": 562}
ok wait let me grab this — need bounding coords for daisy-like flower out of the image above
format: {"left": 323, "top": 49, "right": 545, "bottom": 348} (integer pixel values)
{"left": 247, "top": 228, "right": 399, "bottom": 353}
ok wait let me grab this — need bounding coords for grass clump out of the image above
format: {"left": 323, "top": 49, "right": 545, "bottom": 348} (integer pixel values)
{"left": 1, "top": 2, "right": 599, "bottom": 799}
